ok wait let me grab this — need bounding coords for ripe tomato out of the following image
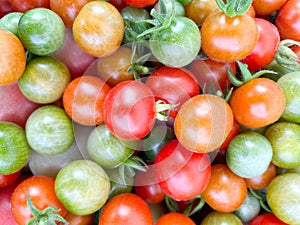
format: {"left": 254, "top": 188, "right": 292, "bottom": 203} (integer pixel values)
{"left": 250, "top": 213, "right": 288, "bottom": 225}
{"left": 0, "top": 29, "right": 26, "bottom": 85}
{"left": 11, "top": 176, "right": 67, "bottom": 225}
{"left": 50, "top": 0, "right": 93, "bottom": 28}
{"left": 202, "top": 164, "right": 247, "bottom": 212}
{"left": 63, "top": 76, "right": 111, "bottom": 126}
{"left": 200, "top": 212, "right": 243, "bottom": 225}
{"left": 98, "top": 193, "right": 153, "bottom": 225}
{"left": 146, "top": 66, "right": 200, "bottom": 119}
{"left": 104, "top": 80, "right": 156, "bottom": 140}
{"left": 201, "top": 12, "right": 258, "bottom": 62}
{"left": 0, "top": 170, "right": 21, "bottom": 188}
{"left": 0, "top": 0, "right": 13, "bottom": 18}
{"left": 11, "top": 0, "right": 50, "bottom": 12}
{"left": 59, "top": 212, "right": 95, "bottom": 225}
{"left": 154, "top": 140, "right": 211, "bottom": 201}
{"left": 275, "top": 0, "right": 300, "bottom": 42}
{"left": 229, "top": 78, "right": 285, "bottom": 128}
{"left": 73, "top": 1, "right": 124, "bottom": 57}
{"left": 241, "top": 18, "right": 280, "bottom": 72}
{"left": 189, "top": 58, "right": 236, "bottom": 93}
{"left": 252, "top": 0, "right": 286, "bottom": 15}
{"left": 174, "top": 94, "right": 233, "bottom": 153}
{"left": 156, "top": 212, "right": 196, "bottom": 225}
{"left": 123, "top": 0, "right": 157, "bottom": 8}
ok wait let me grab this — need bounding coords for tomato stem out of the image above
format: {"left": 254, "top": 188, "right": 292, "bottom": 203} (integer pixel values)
{"left": 215, "top": 0, "right": 253, "bottom": 17}
{"left": 248, "top": 188, "right": 272, "bottom": 213}
{"left": 155, "top": 100, "right": 178, "bottom": 121}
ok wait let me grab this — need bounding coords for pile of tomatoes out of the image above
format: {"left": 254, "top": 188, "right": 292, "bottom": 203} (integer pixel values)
{"left": 1, "top": 0, "right": 300, "bottom": 224}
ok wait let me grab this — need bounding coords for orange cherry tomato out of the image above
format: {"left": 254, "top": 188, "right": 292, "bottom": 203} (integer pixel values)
{"left": 156, "top": 212, "right": 196, "bottom": 225}
{"left": 252, "top": 0, "right": 287, "bottom": 16}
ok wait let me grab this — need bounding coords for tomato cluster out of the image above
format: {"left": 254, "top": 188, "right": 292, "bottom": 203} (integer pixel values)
{"left": 1, "top": 0, "right": 300, "bottom": 224}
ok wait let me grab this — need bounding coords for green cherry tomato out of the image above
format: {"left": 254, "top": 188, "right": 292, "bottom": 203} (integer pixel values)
{"left": 0, "top": 122, "right": 30, "bottom": 175}
{"left": 234, "top": 191, "right": 260, "bottom": 222}
{"left": 226, "top": 132, "right": 273, "bottom": 178}
{"left": 266, "top": 173, "right": 300, "bottom": 225}
{"left": 55, "top": 160, "right": 110, "bottom": 215}
{"left": 18, "top": 56, "right": 70, "bottom": 104}
{"left": 18, "top": 8, "right": 65, "bottom": 56}
{"left": 277, "top": 71, "right": 300, "bottom": 123}
{"left": 0, "top": 12, "right": 23, "bottom": 37}
{"left": 265, "top": 122, "right": 300, "bottom": 168}
{"left": 200, "top": 212, "right": 243, "bottom": 225}
{"left": 25, "top": 105, "right": 74, "bottom": 155}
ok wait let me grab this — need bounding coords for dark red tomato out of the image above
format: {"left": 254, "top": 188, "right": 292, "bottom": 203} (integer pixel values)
{"left": 154, "top": 139, "right": 211, "bottom": 201}
{"left": 108, "top": 0, "right": 127, "bottom": 11}
{"left": 250, "top": 213, "right": 288, "bottom": 225}
{"left": 245, "top": 162, "right": 277, "bottom": 190}
{"left": 201, "top": 11, "right": 258, "bottom": 62}
{"left": 275, "top": 0, "right": 300, "bottom": 42}
{"left": 146, "top": 66, "right": 200, "bottom": 119}
{"left": 0, "top": 0, "right": 13, "bottom": 18}
{"left": 11, "top": 0, "right": 50, "bottom": 12}
{"left": 241, "top": 18, "right": 280, "bottom": 72}
{"left": 252, "top": 0, "right": 287, "bottom": 16}
{"left": 123, "top": 0, "right": 157, "bottom": 8}
{"left": 229, "top": 78, "right": 285, "bottom": 128}
{"left": 156, "top": 212, "right": 196, "bottom": 225}
{"left": 104, "top": 80, "right": 156, "bottom": 140}
{"left": 0, "top": 170, "right": 21, "bottom": 188}
{"left": 189, "top": 58, "right": 236, "bottom": 92}
{"left": 202, "top": 164, "right": 247, "bottom": 212}
{"left": 11, "top": 176, "right": 67, "bottom": 225}
{"left": 134, "top": 165, "right": 165, "bottom": 204}
{"left": 98, "top": 193, "right": 153, "bottom": 225}
{"left": 0, "top": 82, "right": 41, "bottom": 128}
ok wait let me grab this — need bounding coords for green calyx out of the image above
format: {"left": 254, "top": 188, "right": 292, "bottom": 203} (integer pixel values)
{"left": 26, "top": 195, "right": 68, "bottom": 225}
{"left": 155, "top": 100, "right": 179, "bottom": 121}
{"left": 215, "top": 0, "right": 253, "bottom": 17}
{"left": 274, "top": 39, "right": 300, "bottom": 72}
{"left": 227, "top": 61, "right": 277, "bottom": 87}
{"left": 249, "top": 188, "right": 272, "bottom": 213}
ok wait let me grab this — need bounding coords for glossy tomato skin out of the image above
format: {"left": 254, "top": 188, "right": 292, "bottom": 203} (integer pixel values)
{"left": 61, "top": 212, "right": 95, "bottom": 225}
{"left": 229, "top": 78, "right": 285, "bottom": 128}
{"left": 0, "top": 0, "right": 13, "bottom": 18}
{"left": 241, "top": 18, "right": 280, "bottom": 72}
{"left": 156, "top": 212, "right": 196, "bottom": 225}
{"left": 63, "top": 76, "right": 111, "bottom": 126}
{"left": 250, "top": 213, "right": 288, "bottom": 225}
{"left": 275, "top": 0, "right": 300, "bottom": 42}
{"left": 202, "top": 164, "right": 247, "bottom": 212}
{"left": 189, "top": 58, "right": 236, "bottom": 93}
{"left": 11, "top": 176, "right": 67, "bottom": 225}
{"left": 146, "top": 66, "right": 200, "bottom": 119}
{"left": 174, "top": 94, "right": 233, "bottom": 153}
{"left": 73, "top": 1, "right": 124, "bottom": 57}
{"left": 104, "top": 80, "right": 156, "bottom": 140}
{"left": 123, "top": 0, "right": 157, "bottom": 8}
{"left": 200, "top": 212, "right": 243, "bottom": 225}
{"left": 201, "top": 12, "right": 258, "bottom": 62}
{"left": 154, "top": 140, "right": 211, "bottom": 201}
{"left": 98, "top": 193, "right": 153, "bottom": 225}
{"left": 0, "top": 170, "right": 21, "bottom": 188}
{"left": 11, "top": 0, "right": 50, "bottom": 12}
{"left": 252, "top": 0, "right": 287, "bottom": 15}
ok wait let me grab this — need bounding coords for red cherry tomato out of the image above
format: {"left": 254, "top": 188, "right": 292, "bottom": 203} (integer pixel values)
{"left": 0, "top": 170, "right": 21, "bottom": 188}
{"left": 11, "top": 0, "right": 50, "bottom": 12}
{"left": 250, "top": 213, "right": 288, "bottom": 225}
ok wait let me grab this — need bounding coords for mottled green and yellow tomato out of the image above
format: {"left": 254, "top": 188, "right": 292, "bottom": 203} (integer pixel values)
{"left": 277, "top": 71, "right": 300, "bottom": 123}
{"left": 0, "top": 12, "right": 23, "bottom": 37}
{"left": 200, "top": 212, "right": 243, "bottom": 225}
{"left": 18, "top": 56, "right": 70, "bottom": 104}
{"left": 0, "top": 122, "right": 30, "bottom": 175}
{"left": 25, "top": 105, "right": 74, "bottom": 155}
{"left": 55, "top": 160, "right": 110, "bottom": 216}
{"left": 265, "top": 122, "right": 300, "bottom": 169}
{"left": 73, "top": 1, "right": 124, "bottom": 57}
{"left": 267, "top": 173, "right": 300, "bottom": 225}
{"left": 174, "top": 94, "right": 233, "bottom": 153}
{"left": 18, "top": 8, "right": 65, "bottom": 56}
{"left": 0, "top": 29, "right": 26, "bottom": 86}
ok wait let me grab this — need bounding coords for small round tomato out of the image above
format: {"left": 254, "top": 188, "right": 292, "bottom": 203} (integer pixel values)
{"left": 123, "top": 0, "right": 157, "bottom": 8}
{"left": 63, "top": 76, "right": 111, "bottom": 126}
{"left": 174, "top": 94, "right": 233, "bottom": 153}
{"left": 156, "top": 212, "right": 196, "bottom": 225}
{"left": 252, "top": 0, "right": 287, "bottom": 15}
{"left": 154, "top": 140, "right": 211, "bottom": 201}
{"left": 0, "top": 29, "right": 26, "bottom": 85}
{"left": 229, "top": 78, "right": 285, "bottom": 128}
{"left": 200, "top": 212, "right": 243, "bottom": 225}
{"left": 0, "top": 0, "right": 13, "bottom": 18}
{"left": 275, "top": 0, "right": 300, "bottom": 41}
{"left": 98, "top": 193, "right": 153, "bottom": 225}
{"left": 61, "top": 211, "right": 95, "bottom": 225}
{"left": 11, "top": 176, "right": 67, "bottom": 225}
{"left": 104, "top": 80, "right": 156, "bottom": 140}
{"left": 250, "top": 213, "right": 288, "bottom": 225}
{"left": 202, "top": 164, "right": 247, "bottom": 212}
{"left": 0, "top": 170, "right": 21, "bottom": 188}
{"left": 11, "top": 0, "right": 50, "bottom": 12}
{"left": 241, "top": 18, "right": 280, "bottom": 72}
{"left": 73, "top": 1, "right": 124, "bottom": 57}
{"left": 201, "top": 12, "right": 258, "bottom": 62}
{"left": 0, "top": 12, "right": 23, "bottom": 37}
